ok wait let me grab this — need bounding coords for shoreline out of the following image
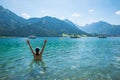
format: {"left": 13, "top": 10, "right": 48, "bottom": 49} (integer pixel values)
{"left": 0, "top": 36, "right": 26, "bottom": 38}
{"left": 0, "top": 36, "right": 63, "bottom": 38}
{"left": 0, "top": 36, "right": 120, "bottom": 38}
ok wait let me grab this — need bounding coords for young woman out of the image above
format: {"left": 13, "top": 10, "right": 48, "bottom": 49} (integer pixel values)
{"left": 26, "top": 39, "right": 47, "bottom": 60}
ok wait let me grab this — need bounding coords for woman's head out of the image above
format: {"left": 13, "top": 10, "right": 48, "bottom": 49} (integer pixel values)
{"left": 35, "top": 47, "right": 40, "bottom": 55}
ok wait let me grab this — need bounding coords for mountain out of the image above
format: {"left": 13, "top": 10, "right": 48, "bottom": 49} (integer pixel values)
{"left": 27, "top": 17, "right": 87, "bottom": 36}
{"left": 0, "top": 6, "right": 87, "bottom": 37}
{"left": 79, "top": 21, "right": 120, "bottom": 36}
{"left": 0, "top": 6, "right": 28, "bottom": 36}
{"left": 64, "top": 19, "right": 77, "bottom": 28}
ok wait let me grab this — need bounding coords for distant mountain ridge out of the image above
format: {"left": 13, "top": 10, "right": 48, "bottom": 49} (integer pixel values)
{"left": 79, "top": 21, "right": 120, "bottom": 36}
{"left": 0, "top": 6, "right": 87, "bottom": 37}
{"left": 0, "top": 5, "right": 120, "bottom": 37}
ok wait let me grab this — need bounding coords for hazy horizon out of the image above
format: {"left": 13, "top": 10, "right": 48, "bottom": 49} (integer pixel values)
{"left": 0, "top": 0, "right": 120, "bottom": 26}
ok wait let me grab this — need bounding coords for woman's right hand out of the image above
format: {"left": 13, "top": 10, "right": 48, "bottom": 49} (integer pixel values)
{"left": 44, "top": 40, "right": 47, "bottom": 43}
{"left": 27, "top": 39, "right": 30, "bottom": 44}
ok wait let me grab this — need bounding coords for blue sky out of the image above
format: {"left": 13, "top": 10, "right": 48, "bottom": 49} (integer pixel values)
{"left": 0, "top": 0, "right": 120, "bottom": 26}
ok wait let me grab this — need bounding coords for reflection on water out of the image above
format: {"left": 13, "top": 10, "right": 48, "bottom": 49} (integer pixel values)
{"left": 0, "top": 37, "right": 120, "bottom": 80}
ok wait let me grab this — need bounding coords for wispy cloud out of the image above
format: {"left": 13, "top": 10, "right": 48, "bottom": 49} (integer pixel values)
{"left": 71, "top": 13, "right": 81, "bottom": 17}
{"left": 88, "top": 18, "right": 104, "bottom": 24}
{"left": 68, "top": 13, "right": 81, "bottom": 25}
{"left": 89, "top": 19, "right": 98, "bottom": 23}
{"left": 88, "top": 9, "right": 95, "bottom": 13}
{"left": 40, "top": 10, "right": 50, "bottom": 16}
{"left": 21, "top": 13, "right": 31, "bottom": 19}
{"left": 115, "top": 11, "right": 120, "bottom": 15}
{"left": 40, "top": 10, "right": 54, "bottom": 17}
{"left": 60, "top": 16, "right": 65, "bottom": 20}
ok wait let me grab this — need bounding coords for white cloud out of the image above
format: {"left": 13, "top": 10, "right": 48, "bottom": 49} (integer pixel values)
{"left": 89, "top": 9, "right": 95, "bottom": 13}
{"left": 40, "top": 10, "right": 54, "bottom": 17}
{"left": 21, "top": 13, "right": 31, "bottom": 19}
{"left": 71, "top": 13, "right": 81, "bottom": 17}
{"left": 41, "top": 10, "right": 49, "bottom": 16}
{"left": 60, "top": 16, "right": 65, "bottom": 20}
{"left": 89, "top": 19, "right": 98, "bottom": 23}
{"left": 115, "top": 11, "right": 120, "bottom": 15}
{"left": 88, "top": 18, "right": 104, "bottom": 24}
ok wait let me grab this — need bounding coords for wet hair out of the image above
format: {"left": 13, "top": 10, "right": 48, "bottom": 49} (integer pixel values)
{"left": 35, "top": 47, "right": 40, "bottom": 56}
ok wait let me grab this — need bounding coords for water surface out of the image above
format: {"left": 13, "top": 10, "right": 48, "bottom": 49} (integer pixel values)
{"left": 0, "top": 37, "right": 120, "bottom": 80}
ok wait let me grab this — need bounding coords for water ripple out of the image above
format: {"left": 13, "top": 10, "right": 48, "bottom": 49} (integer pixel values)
{"left": 0, "top": 37, "right": 120, "bottom": 80}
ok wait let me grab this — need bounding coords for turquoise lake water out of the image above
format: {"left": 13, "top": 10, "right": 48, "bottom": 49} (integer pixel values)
{"left": 0, "top": 37, "right": 120, "bottom": 80}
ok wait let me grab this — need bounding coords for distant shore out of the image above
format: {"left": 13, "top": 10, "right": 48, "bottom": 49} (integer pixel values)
{"left": 0, "top": 36, "right": 120, "bottom": 38}
{"left": 0, "top": 36, "right": 26, "bottom": 38}
{"left": 0, "top": 36, "right": 62, "bottom": 38}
